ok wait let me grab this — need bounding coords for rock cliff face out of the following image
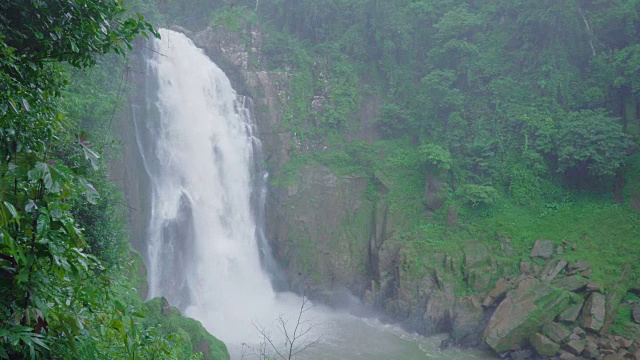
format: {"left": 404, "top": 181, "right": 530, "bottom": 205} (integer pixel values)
{"left": 186, "top": 24, "right": 640, "bottom": 359}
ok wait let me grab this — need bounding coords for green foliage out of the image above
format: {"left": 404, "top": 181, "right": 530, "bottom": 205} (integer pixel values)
{"left": 418, "top": 143, "right": 452, "bottom": 170}
{"left": 555, "top": 109, "right": 632, "bottom": 177}
{"left": 142, "top": 298, "right": 229, "bottom": 360}
{"left": 0, "top": 1, "right": 186, "bottom": 359}
{"left": 211, "top": 6, "right": 257, "bottom": 32}
{"left": 457, "top": 184, "right": 500, "bottom": 208}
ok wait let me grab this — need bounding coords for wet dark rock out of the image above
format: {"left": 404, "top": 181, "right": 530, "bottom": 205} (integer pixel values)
{"left": 439, "top": 337, "right": 453, "bottom": 350}
{"left": 508, "top": 349, "right": 534, "bottom": 359}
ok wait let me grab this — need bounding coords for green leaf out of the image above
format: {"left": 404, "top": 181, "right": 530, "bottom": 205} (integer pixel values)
{"left": 21, "top": 98, "right": 30, "bottom": 112}
{"left": 37, "top": 210, "right": 50, "bottom": 237}
{"left": 80, "top": 142, "right": 101, "bottom": 170}
{"left": 78, "top": 177, "right": 99, "bottom": 204}
{"left": 0, "top": 201, "right": 19, "bottom": 227}
{"left": 28, "top": 163, "right": 53, "bottom": 191}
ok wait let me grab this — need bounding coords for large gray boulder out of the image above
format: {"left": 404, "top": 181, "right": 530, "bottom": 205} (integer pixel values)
{"left": 482, "top": 278, "right": 576, "bottom": 353}
{"left": 580, "top": 292, "right": 606, "bottom": 332}
{"left": 530, "top": 240, "right": 554, "bottom": 259}
{"left": 451, "top": 296, "right": 485, "bottom": 346}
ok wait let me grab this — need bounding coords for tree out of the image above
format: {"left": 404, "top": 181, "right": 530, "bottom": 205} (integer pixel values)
{"left": 0, "top": 1, "right": 157, "bottom": 358}
{"left": 555, "top": 109, "right": 632, "bottom": 178}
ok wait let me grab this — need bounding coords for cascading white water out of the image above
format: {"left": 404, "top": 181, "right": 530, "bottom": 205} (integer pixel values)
{"left": 140, "top": 28, "right": 300, "bottom": 344}
{"left": 136, "top": 28, "right": 495, "bottom": 360}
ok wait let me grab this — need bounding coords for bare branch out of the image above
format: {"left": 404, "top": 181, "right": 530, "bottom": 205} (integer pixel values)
{"left": 251, "top": 292, "right": 322, "bottom": 359}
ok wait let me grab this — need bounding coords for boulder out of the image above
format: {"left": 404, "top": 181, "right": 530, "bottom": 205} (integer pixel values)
{"left": 424, "top": 290, "right": 453, "bottom": 333}
{"left": 583, "top": 341, "right": 600, "bottom": 359}
{"left": 482, "top": 279, "right": 575, "bottom": 353}
{"left": 482, "top": 278, "right": 511, "bottom": 307}
{"left": 541, "top": 259, "right": 567, "bottom": 281}
{"left": 586, "top": 283, "right": 601, "bottom": 293}
{"left": 558, "top": 298, "right": 584, "bottom": 323}
{"left": 552, "top": 275, "right": 588, "bottom": 292}
{"left": 633, "top": 304, "right": 640, "bottom": 324}
{"left": 530, "top": 333, "right": 561, "bottom": 357}
{"left": 451, "top": 296, "right": 484, "bottom": 346}
{"left": 565, "top": 339, "right": 586, "bottom": 355}
{"left": 530, "top": 240, "right": 554, "bottom": 259}
{"left": 542, "top": 322, "right": 571, "bottom": 343}
{"left": 508, "top": 349, "right": 534, "bottom": 359}
{"left": 568, "top": 261, "right": 590, "bottom": 274}
{"left": 581, "top": 268, "right": 593, "bottom": 277}
{"left": 581, "top": 292, "right": 606, "bottom": 332}
{"left": 558, "top": 350, "right": 578, "bottom": 359}
{"left": 603, "top": 353, "right": 626, "bottom": 360}
{"left": 614, "top": 336, "right": 632, "bottom": 349}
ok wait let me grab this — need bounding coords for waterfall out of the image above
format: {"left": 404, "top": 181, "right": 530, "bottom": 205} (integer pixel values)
{"left": 137, "top": 28, "right": 296, "bottom": 344}
{"left": 134, "top": 28, "right": 494, "bottom": 360}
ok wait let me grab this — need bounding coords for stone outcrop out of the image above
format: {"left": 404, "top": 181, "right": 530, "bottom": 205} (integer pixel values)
{"left": 581, "top": 292, "right": 606, "bottom": 332}
{"left": 531, "top": 333, "right": 561, "bottom": 357}
{"left": 482, "top": 279, "right": 574, "bottom": 352}
{"left": 542, "top": 322, "right": 571, "bottom": 343}
{"left": 559, "top": 298, "right": 585, "bottom": 323}
{"left": 530, "top": 240, "right": 554, "bottom": 259}
{"left": 451, "top": 296, "right": 485, "bottom": 346}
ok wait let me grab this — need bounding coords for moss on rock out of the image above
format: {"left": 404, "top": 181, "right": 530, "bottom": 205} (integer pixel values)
{"left": 143, "top": 298, "right": 229, "bottom": 360}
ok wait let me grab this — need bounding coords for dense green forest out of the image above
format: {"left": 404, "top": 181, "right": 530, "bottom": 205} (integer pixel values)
{"left": 196, "top": 0, "right": 640, "bottom": 283}
{"left": 2, "top": 0, "right": 640, "bottom": 358}
{"left": 0, "top": 1, "right": 226, "bottom": 359}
